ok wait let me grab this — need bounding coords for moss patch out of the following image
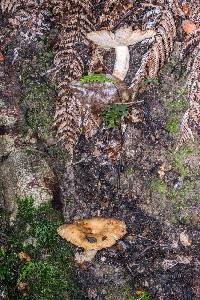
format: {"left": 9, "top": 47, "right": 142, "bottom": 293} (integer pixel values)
{"left": 166, "top": 116, "right": 180, "bottom": 134}
{"left": 21, "top": 38, "right": 56, "bottom": 140}
{"left": 171, "top": 143, "right": 197, "bottom": 178}
{"left": 164, "top": 89, "right": 188, "bottom": 135}
{"left": 80, "top": 73, "right": 115, "bottom": 84}
{"left": 0, "top": 197, "right": 79, "bottom": 300}
{"left": 151, "top": 178, "right": 168, "bottom": 196}
{"left": 150, "top": 174, "right": 199, "bottom": 223}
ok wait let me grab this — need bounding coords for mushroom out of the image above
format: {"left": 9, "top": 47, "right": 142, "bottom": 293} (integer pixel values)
{"left": 57, "top": 217, "right": 127, "bottom": 263}
{"left": 87, "top": 27, "right": 156, "bottom": 81}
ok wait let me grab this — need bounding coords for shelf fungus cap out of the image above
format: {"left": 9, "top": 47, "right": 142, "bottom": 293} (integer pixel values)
{"left": 87, "top": 27, "right": 156, "bottom": 80}
{"left": 57, "top": 217, "right": 127, "bottom": 251}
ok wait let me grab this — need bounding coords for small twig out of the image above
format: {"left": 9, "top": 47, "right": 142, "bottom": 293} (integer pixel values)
{"left": 65, "top": 156, "right": 93, "bottom": 167}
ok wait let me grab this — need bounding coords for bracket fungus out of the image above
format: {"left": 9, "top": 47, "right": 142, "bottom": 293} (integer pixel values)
{"left": 87, "top": 27, "right": 156, "bottom": 81}
{"left": 57, "top": 217, "right": 127, "bottom": 262}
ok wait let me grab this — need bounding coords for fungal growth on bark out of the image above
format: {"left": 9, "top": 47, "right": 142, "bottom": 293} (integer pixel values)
{"left": 57, "top": 217, "right": 127, "bottom": 262}
{"left": 87, "top": 27, "right": 156, "bottom": 81}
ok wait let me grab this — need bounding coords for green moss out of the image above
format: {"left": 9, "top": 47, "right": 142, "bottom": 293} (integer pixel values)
{"left": 21, "top": 39, "right": 55, "bottom": 140}
{"left": 0, "top": 197, "right": 79, "bottom": 300}
{"left": 171, "top": 144, "right": 194, "bottom": 177}
{"left": 102, "top": 104, "right": 129, "bottom": 128}
{"left": 144, "top": 78, "right": 160, "bottom": 86}
{"left": 164, "top": 88, "right": 189, "bottom": 135}
{"left": 127, "top": 168, "right": 136, "bottom": 177}
{"left": 150, "top": 174, "right": 199, "bottom": 222}
{"left": 151, "top": 178, "right": 168, "bottom": 196}
{"left": 166, "top": 116, "right": 180, "bottom": 134}
{"left": 167, "top": 96, "right": 188, "bottom": 113}
{"left": 79, "top": 73, "right": 115, "bottom": 84}
{"left": 171, "top": 180, "right": 196, "bottom": 201}
{"left": 196, "top": 194, "right": 200, "bottom": 201}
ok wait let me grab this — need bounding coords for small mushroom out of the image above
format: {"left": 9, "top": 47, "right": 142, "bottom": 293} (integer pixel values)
{"left": 57, "top": 217, "right": 127, "bottom": 262}
{"left": 87, "top": 27, "right": 156, "bottom": 81}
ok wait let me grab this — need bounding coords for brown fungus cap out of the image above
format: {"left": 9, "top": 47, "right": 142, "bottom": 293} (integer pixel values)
{"left": 57, "top": 217, "right": 127, "bottom": 251}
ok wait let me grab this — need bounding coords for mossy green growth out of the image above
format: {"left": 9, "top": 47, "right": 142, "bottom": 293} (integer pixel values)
{"left": 171, "top": 144, "right": 194, "bottom": 177}
{"left": 0, "top": 197, "right": 80, "bottom": 300}
{"left": 151, "top": 178, "right": 168, "bottom": 196}
{"left": 102, "top": 104, "right": 129, "bottom": 128}
{"left": 21, "top": 39, "right": 55, "bottom": 140}
{"left": 144, "top": 78, "right": 160, "bottom": 86}
{"left": 166, "top": 116, "right": 180, "bottom": 134}
{"left": 164, "top": 89, "right": 188, "bottom": 135}
{"left": 124, "top": 288, "right": 152, "bottom": 300}
{"left": 127, "top": 168, "right": 136, "bottom": 177}
{"left": 167, "top": 95, "right": 188, "bottom": 113}
{"left": 79, "top": 73, "right": 115, "bottom": 84}
{"left": 171, "top": 179, "right": 196, "bottom": 203}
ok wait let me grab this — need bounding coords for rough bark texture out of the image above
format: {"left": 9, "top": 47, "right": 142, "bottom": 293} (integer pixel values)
{"left": 0, "top": 1, "right": 200, "bottom": 299}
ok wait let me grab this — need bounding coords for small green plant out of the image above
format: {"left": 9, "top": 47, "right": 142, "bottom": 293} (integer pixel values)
{"left": 103, "top": 104, "right": 129, "bottom": 128}
{"left": 79, "top": 73, "right": 115, "bottom": 84}
{"left": 0, "top": 197, "right": 79, "bottom": 300}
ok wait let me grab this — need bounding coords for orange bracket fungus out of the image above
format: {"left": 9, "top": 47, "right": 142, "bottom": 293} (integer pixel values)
{"left": 57, "top": 217, "right": 127, "bottom": 263}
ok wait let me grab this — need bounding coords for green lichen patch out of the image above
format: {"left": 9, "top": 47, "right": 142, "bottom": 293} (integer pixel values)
{"left": 102, "top": 104, "right": 129, "bottom": 128}
{"left": 80, "top": 73, "right": 115, "bottom": 84}
{"left": 0, "top": 197, "right": 79, "bottom": 300}
{"left": 21, "top": 39, "right": 56, "bottom": 140}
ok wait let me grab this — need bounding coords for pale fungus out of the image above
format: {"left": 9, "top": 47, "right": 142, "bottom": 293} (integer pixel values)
{"left": 57, "top": 217, "right": 127, "bottom": 262}
{"left": 87, "top": 27, "right": 156, "bottom": 81}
